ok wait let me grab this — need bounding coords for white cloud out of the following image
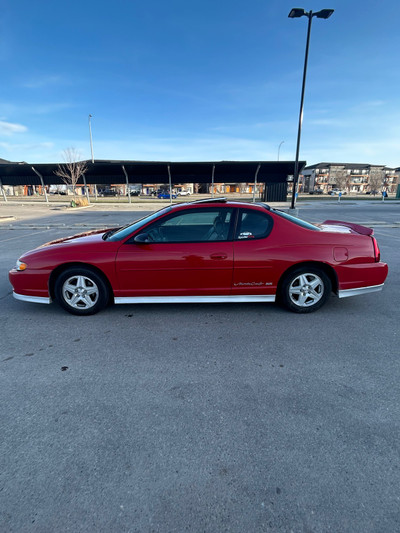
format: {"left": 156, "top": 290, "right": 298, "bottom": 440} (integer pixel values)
{"left": 0, "top": 141, "right": 54, "bottom": 153}
{"left": 301, "top": 137, "right": 400, "bottom": 168}
{"left": 90, "top": 136, "right": 294, "bottom": 164}
{"left": 0, "top": 102, "right": 74, "bottom": 117}
{"left": 22, "top": 75, "right": 66, "bottom": 89}
{"left": 308, "top": 118, "right": 343, "bottom": 127}
{"left": 358, "top": 100, "right": 386, "bottom": 109}
{"left": 28, "top": 102, "right": 74, "bottom": 115}
{"left": 0, "top": 121, "right": 28, "bottom": 135}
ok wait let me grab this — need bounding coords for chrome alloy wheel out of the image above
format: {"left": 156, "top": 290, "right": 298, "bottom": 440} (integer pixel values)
{"left": 62, "top": 275, "right": 99, "bottom": 310}
{"left": 288, "top": 273, "right": 324, "bottom": 308}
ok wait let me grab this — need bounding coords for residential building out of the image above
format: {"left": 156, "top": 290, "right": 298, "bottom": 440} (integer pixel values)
{"left": 302, "top": 163, "right": 399, "bottom": 194}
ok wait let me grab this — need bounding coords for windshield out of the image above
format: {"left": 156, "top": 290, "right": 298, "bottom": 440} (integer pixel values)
{"left": 106, "top": 207, "right": 172, "bottom": 241}
{"left": 273, "top": 209, "right": 321, "bottom": 231}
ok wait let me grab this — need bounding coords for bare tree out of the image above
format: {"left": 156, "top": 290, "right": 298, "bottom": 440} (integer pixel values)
{"left": 368, "top": 167, "right": 385, "bottom": 195}
{"left": 330, "top": 166, "right": 350, "bottom": 192}
{"left": 54, "top": 148, "right": 88, "bottom": 202}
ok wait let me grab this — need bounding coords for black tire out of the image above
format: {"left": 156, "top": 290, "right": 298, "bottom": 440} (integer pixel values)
{"left": 54, "top": 267, "right": 109, "bottom": 315}
{"left": 279, "top": 267, "right": 331, "bottom": 313}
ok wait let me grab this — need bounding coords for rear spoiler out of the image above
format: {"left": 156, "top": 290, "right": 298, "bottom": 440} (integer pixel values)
{"left": 322, "top": 220, "right": 374, "bottom": 236}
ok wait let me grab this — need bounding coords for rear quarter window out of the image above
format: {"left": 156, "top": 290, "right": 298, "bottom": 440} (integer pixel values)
{"left": 235, "top": 209, "right": 273, "bottom": 240}
{"left": 273, "top": 210, "right": 321, "bottom": 231}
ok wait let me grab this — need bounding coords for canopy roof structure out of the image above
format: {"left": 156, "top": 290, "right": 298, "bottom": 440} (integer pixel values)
{"left": 0, "top": 160, "right": 304, "bottom": 187}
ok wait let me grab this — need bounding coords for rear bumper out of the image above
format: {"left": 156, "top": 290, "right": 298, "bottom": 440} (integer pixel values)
{"left": 338, "top": 283, "right": 385, "bottom": 298}
{"left": 336, "top": 261, "right": 388, "bottom": 295}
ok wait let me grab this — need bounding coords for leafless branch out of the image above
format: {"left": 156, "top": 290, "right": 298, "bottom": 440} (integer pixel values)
{"left": 54, "top": 148, "right": 88, "bottom": 198}
{"left": 368, "top": 167, "right": 385, "bottom": 193}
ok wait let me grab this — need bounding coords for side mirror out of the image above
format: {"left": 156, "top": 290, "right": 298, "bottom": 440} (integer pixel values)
{"left": 134, "top": 233, "right": 150, "bottom": 243}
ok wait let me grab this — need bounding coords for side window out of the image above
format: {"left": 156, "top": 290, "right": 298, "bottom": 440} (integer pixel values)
{"left": 143, "top": 208, "right": 233, "bottom": 243}
{"left": 235, "top": 209, "right": 273, "bottom": 240}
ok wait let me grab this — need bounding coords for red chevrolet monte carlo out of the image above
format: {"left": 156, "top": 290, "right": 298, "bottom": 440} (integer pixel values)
{"left": 9, "top": 199, "right": 388, "bottom": 315}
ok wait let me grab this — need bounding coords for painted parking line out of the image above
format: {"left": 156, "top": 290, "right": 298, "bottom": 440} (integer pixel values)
{"left": 372, "top": 229, "right": 400, "bottom": 240}
{"left": 0, "top": 229, "right": 51, "bottom": 244}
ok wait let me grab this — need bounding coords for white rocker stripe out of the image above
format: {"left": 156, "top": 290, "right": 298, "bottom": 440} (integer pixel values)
{"left": 114, "top": 295, "right": 276, "bottom": 304}
{"left": 338, "top": 283, "right": 384, "bottom": 298}
{"left": 13, "top": 291, "right": 52, "bottom": 304}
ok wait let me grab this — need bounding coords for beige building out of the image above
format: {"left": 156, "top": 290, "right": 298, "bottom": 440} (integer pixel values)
{"left": 301, "top": 163, "right": 399, "bottom": 194}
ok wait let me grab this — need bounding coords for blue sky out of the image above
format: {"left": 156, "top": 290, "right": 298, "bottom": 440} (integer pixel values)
{"left": 1, "top": 0, "right": 399, "bottom": 167}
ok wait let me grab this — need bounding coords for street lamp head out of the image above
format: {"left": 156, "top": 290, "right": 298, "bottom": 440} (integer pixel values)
{"left": 314, "top": 8, "right": 334, "bottom": 19}
{"left": 288, "top": 8, "right": 307, "bottom": 18}
{"left": 289, "top": 8, "right": 334, "bottom": 19}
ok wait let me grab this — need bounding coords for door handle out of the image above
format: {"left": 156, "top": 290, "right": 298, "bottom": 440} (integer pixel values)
{"left": 210, "top": 253, "right": 228, "bottom": 260}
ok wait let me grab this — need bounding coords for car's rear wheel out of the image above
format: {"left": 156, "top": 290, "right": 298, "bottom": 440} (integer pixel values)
{"left": 280, "top": 267, "right": 331, "bottom": 313}
{"left": 54, "top": 267, "right": 109, "bottom": 315}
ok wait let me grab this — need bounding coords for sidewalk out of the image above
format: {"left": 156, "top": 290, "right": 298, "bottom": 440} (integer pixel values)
{"left": 0, "top": 197, "right": 291, "bottom": 214}
{"left": 0, "top": 198, "right": 293, "bottom": 231}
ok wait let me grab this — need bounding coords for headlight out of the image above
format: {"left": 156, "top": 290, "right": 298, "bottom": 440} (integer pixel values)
{"left": 15, "top": 260, "right": 27, "bottom": 271}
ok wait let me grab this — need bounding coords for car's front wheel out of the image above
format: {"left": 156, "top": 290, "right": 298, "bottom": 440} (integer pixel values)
{"left": 54, "top": 267, "right": 109, "bottom": 315}
{"left": 280, "top": 267, "right": 331, "bottom": 313}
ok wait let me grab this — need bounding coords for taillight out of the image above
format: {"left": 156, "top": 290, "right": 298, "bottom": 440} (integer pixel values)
{"left": 372, "top": 237, "right": 380, "bottom": 262}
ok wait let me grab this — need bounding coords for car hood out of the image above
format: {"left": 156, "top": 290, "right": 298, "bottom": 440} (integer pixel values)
{"left": 38, "top": 228, "right": 114, "bottom": 248}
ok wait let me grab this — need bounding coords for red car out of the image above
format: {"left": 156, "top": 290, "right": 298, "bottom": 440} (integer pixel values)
{"left": 9, "top": 199, "right": 388, "bottom": 315}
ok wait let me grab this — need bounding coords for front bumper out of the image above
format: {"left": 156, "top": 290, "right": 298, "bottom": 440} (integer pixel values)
{"left": 9, "top": 268, "right": 51, "bottom": 304}
{"left": 13, "top": 292, "right": 51, "bottom": 304}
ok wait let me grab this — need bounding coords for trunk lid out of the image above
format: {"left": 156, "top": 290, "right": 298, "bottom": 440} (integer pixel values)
{"left": 319, "top": 220, "right": 374, "bottom": 236}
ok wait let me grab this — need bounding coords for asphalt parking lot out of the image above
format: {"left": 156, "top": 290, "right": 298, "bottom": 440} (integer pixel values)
{"left": 1, "top": 200, "right": 399, "bottom": 532}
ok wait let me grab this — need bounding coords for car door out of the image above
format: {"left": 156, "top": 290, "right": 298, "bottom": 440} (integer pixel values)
{"left": 115, "top": 207, "right": 234, "bottom": 297}
{"left": 232, "top": 208, "right": 276, "bottom": 295}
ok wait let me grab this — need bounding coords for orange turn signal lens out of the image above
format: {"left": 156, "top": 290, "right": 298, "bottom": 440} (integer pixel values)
{"left": 16, "top": 260, "right": 27, "bottom": 271}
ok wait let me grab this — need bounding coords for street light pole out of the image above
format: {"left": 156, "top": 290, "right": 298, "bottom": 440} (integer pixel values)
{"left": 288, "top": 8, "right": 334, "bottom": 210}
{"left": 88, "top": 114, "right": 94, "bottom": 164}
{"left": 278, "top": 140, "right": 285, "bottom": 161}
